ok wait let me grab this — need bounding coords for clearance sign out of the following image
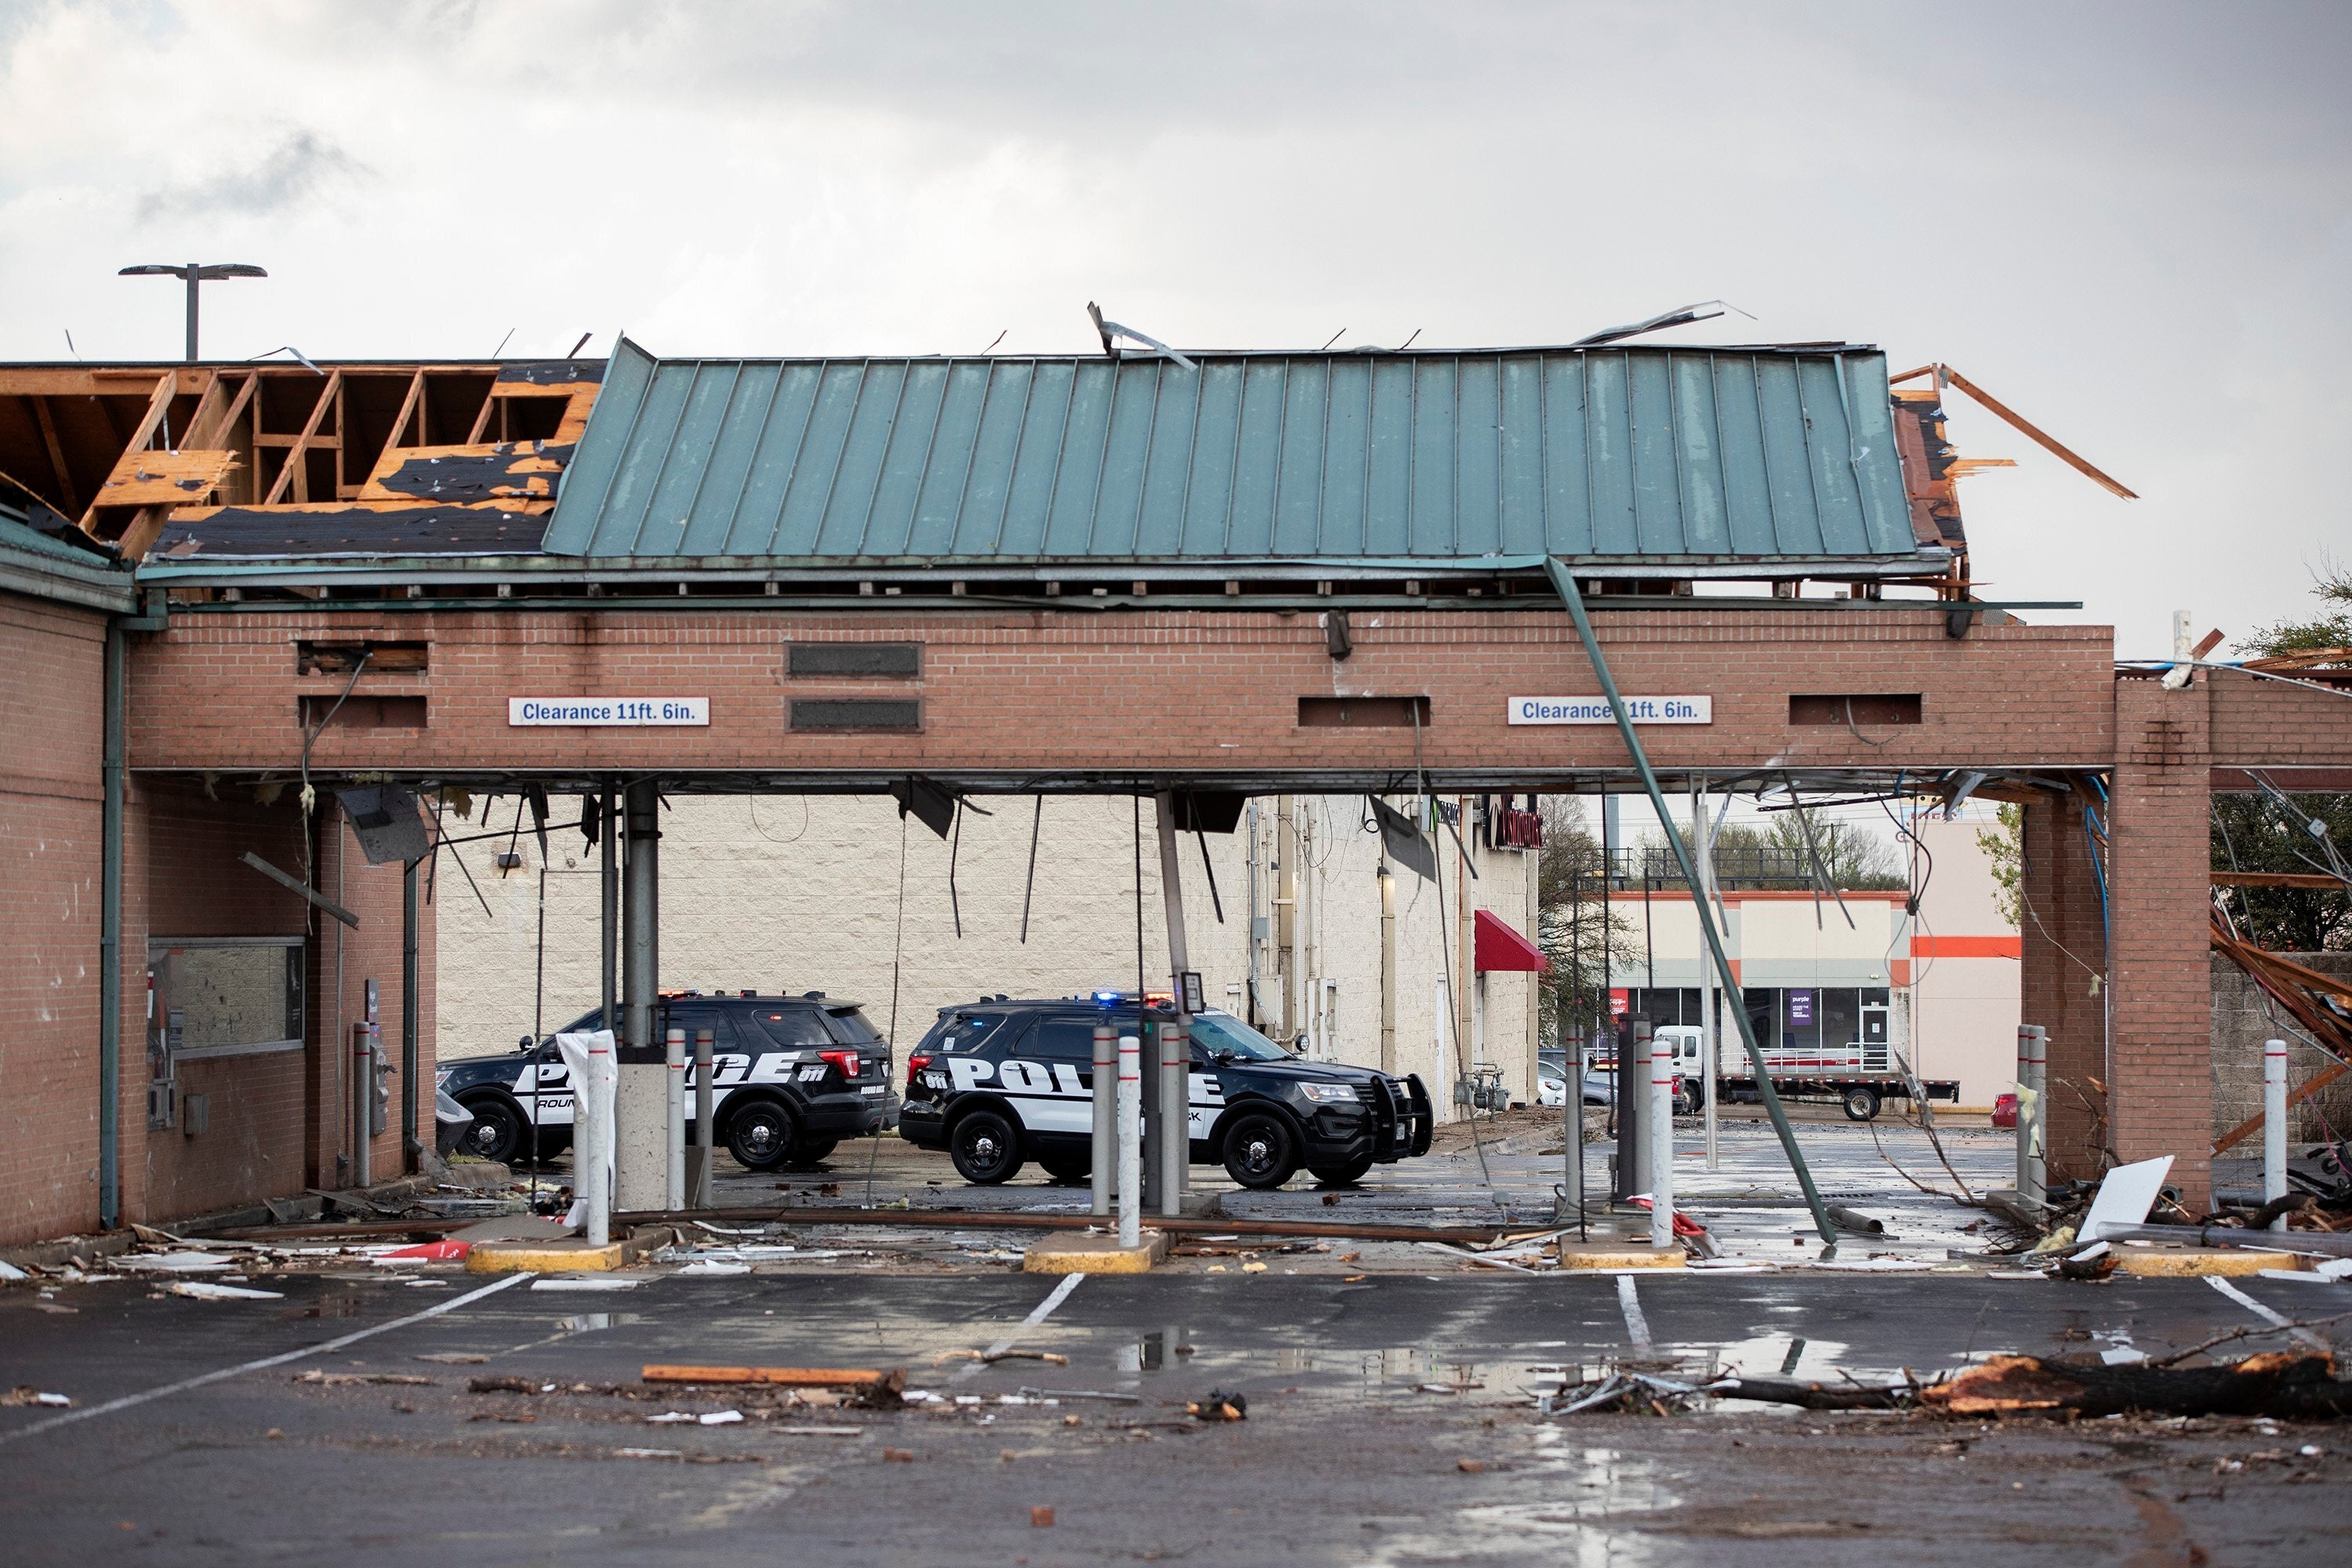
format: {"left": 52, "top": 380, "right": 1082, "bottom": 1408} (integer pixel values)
{"left": 508, "top": 698, "right": 710, "bottom": 726}
{"left": 1507, "top": 695, "right": 1711, "bottom": 725}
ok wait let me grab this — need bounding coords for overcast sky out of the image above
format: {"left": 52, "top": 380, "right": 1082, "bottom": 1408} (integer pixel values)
{"left": 2, "top": 1, "right": 2344, "bottom": 655}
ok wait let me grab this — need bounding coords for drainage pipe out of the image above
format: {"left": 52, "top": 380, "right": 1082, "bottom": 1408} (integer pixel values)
{"left": 1153, "top": 793, "right": 1192, "bottom": 1212}
{"left": 98, "top": 620, "right": 126, "bottom": 1229}
{"left": 402, "top": 859, "right": 420, "bottom": 1171}
{"left": 1543, "top": 557, "right": 1838, "bottom": 1244}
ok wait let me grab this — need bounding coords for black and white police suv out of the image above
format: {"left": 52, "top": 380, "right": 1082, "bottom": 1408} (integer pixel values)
{"left": 895, "top": 994, "right": 1433, "bottom": 1189}
{"left": 436, "top": 989, "right": 895, "bottom": 1171}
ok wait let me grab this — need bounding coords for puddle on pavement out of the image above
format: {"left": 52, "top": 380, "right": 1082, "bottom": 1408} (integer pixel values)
{"left": 558, "top": 1312, "right": 628, "bottom": 1333}
{"left": 1365, "top": 1442, "right": 1682, "bottom": 1565}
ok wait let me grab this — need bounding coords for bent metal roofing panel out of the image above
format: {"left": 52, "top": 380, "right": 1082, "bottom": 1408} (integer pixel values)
{"left": 542, "top": 337, "right": 1938, "bottom": 573}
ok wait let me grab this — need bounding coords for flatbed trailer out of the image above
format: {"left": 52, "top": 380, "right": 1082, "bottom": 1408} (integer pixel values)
{"left": 1715, "top": 1072, "right": 1959, "bottom": 1122}
{"left": 1612, "top": 1025, "right": 1960, "bottom": 1123}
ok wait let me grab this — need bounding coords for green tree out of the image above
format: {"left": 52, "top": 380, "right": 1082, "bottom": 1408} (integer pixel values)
{"left": 2217, "top": 564, "right": 2352, "bottom": 951}
{"left": 2240, "top": 558, "right": 2352, "bottom": 662}
{"left": 1976, "top": 803, "right": 2023, "bottom": 931}
{"left": 1534, "top": 797, "right": 1628, "bottom": 1046}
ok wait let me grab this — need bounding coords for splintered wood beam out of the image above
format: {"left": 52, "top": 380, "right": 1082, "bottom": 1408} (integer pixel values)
{"left": 79, "top": 371, "right": 179, "bottom": 532}
{"left": 464, "top": 385, "right": 498, "bottom": 445}
{"left": 199, "top": 375, "right": 260, "bottom": 499}
{"left": 386, "top": 366, "right": 426, "bottom": 454}
{"left": 177, "top": 368, "right": 224, "bottom": 449}
{"left": 29, "top": 396, "right": 78, "bottom": 515}
{"left": 261, "top": 369, "right": 342, "bottom": 506}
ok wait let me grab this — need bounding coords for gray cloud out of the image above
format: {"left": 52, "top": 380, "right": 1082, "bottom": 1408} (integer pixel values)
{"left": 136, "top": 129, "right": 371, "bottom": 222}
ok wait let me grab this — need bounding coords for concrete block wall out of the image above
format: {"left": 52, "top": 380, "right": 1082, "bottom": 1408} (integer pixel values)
{"left": 2211, "top": 951, "right": 2352, "bottom": 1144}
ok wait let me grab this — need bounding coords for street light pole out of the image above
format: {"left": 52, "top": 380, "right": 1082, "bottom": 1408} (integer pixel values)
{"left": 118, "top": 262, "right": 268, "bottom": 361}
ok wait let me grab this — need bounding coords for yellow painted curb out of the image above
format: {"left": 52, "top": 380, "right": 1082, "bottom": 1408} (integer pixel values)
{"left": 466, "top": 1240, "right": 626, "bottom": 1274}
{"left": 1557, "top": 1246, "right": 1686, "bottom": 1271}
{"left": 1023, "top": 1229, "right": 1169, "bottom": 1276}
{"left": 2111, "top": 1248, "right": 2302, "bottom": 1277}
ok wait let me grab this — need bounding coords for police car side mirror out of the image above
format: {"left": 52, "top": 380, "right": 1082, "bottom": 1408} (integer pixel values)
{"left": 518, "top": 1035, "right": 532, "bottom": 1052}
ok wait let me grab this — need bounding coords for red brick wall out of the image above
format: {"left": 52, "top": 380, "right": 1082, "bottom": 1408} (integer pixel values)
{"left": 2108, "top": 676, "right": 2216, "bottom": 1208}
{"left": 116, "top": 780, "right": 434, "bottom": 1226}
{"left": 2023, "top": 789, "right": 2112, "bottom": 1183}
{"left": 126, "top": 605, "right": 2122, "bottom": 778}
{"left": 0, "top": 591, "right": 107, "bottom": 1245}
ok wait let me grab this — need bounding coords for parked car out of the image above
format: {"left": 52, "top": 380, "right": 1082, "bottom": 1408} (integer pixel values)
{"left": 436, "top": 989, "right": 895, "bottom": 1171}
{"left": 897, "top": 995, "right": 1433, "bottom": 1189}
{"left": 1536, "top": 1049, "right": 1614, "bottom": 1108}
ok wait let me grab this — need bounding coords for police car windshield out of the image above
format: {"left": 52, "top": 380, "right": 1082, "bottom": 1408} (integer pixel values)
{"left": 1186, "top": 1011, "right": 1292, "bottom": 1062}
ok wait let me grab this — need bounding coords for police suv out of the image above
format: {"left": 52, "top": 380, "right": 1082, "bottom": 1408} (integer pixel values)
{"left": 436, "top": 990, "right": 895, "bottom": 1171}
{"left": 896, "top": 995, "right": 1433, "bottom": 1189}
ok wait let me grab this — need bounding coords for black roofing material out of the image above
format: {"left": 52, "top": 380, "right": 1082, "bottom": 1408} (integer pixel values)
{"left": 151, "top": 506, "right": 550, "bottom": 559}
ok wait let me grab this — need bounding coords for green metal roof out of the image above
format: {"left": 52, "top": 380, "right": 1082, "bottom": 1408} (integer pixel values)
{"left": 542, "top": 337, "right": 1937, "bottom": 573}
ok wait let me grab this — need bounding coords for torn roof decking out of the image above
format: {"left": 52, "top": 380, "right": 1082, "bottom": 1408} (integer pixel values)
{"left": 540, "top": 337, "right": 1951, "bottom": 580}
{"left": 0, "top": 358, "right": 601, "bottom": 559}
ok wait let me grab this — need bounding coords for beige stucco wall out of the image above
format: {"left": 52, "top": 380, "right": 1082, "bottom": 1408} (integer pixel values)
{"left": 1599, "top": 812, "right": 2021, "bottom": 1107}
{"left": 1909, "top": 816, "right": 2023, "bottom": 1109}
{"left": 433, "top": 793, "right": 1540, "bottom": 1117}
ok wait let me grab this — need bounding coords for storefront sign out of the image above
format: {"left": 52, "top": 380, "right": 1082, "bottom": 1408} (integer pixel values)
{"left": 1786, "top": 989, "right": 1815, "bottom": 1026}
{"left": 1507, "top": 695, "right": 1711, "bottom": 725}
{"left": 508, "top": 698, "right": 710, "bottom": 727}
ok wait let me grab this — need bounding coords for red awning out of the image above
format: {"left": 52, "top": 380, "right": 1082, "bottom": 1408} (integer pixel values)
{"left": 1473, "top": 909, "right": 1547, "bottom": 973}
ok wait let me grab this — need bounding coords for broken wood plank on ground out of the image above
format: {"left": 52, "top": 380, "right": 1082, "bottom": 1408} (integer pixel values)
{"left": 643, "top": 1364, "right": 906, "bottom": 1396}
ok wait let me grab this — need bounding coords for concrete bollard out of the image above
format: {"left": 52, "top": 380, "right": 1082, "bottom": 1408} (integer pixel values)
{"left": 2016, "top": 1024, "right": 2046, "bottom": 1207}
{"left": 1650, "top": 1029, "right": 1675, "bottom": 1250}
{"left": 666, "top": 1025, "right": 687, "bottom": 1210}
{"left": 2266, "top": 1037, "right": 2288, "bottom": 1230}
{"left": 1117, "top": 1031, "right": 1142, "bottom": 1250}
{"left": 1092, "top": 1020, "right": 1116, "bottom": 1218}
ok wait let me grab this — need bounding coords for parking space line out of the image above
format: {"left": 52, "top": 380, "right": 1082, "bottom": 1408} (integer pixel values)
{"left": 0, "top": 1272, "right": 531, "bottom": 1446}
{"left": 1614, "top": 1274, "right": 1653, "bottom": 1352}
{"left": 952, "top": 1272, "right": 1087, "bottom": 1382}
{"left": 2207, "top": 1275, "right": 2328, "bottom": 1348}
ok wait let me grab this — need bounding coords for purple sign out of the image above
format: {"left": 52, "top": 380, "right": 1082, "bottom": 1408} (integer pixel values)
{"left": 1786, "top": 990, "right": 1815, "bottom": 1026}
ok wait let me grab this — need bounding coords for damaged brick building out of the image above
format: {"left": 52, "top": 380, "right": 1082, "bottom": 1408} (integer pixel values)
{"left": 2, "top": 337, "right": 2345, "bottom": 1245}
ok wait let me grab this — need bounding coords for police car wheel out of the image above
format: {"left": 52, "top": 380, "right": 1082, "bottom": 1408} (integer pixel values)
{"left": 459, "top": 1096, "right": 524, "bottom": 1166}
{"left": 1221, "top": 1111, "right": 1298, "bottom": 1189}
{"left": 1842, "top": 1087, "right": 1882, "bottom": 1123}
{"left": 785, "top": 1138, "right": 838, "bottom": 1170}
{"left": 951, "top": 1109, "right": 1024, "bottom": 1185}
{"left": 1307, "top": 1155, "right": 1373, "bottom": 1187}
{"left": 726, "top": 1101, "right": 799, "bottom": 1170}
{"left": 1038, "top": 1152, "right": 1092, "bottom": 1185}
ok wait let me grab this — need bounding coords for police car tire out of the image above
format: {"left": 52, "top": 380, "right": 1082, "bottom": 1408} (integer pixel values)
{"left": 1308, "top": 1155, "right": 1374, "bottom": 1187}
{"left": 785, "top": 1138, "right": 838, "bottom": 1170}
{"left": 1221, "top": 1110, "right": 1299, "bottom": 1189}
{"left": 1038, "top": 1152, "right": 1092, "bottom": 1184}
{"left": 459, "top": 1094, "right": 525, "bottom": 1166}
{"left": 726, "top": 1099, "right": 800, "bottom": 1170}
{"left": 1842, "top": 1087, "right": 1882, "bottom": 1123}
{"left": 950, "top": 1109, "right": 1024, "bottom": 1185}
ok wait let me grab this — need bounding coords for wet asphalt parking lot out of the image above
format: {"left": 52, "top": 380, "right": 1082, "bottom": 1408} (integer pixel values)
{"left": 7, "top": 1260, "right": 2352, "bottom": 1566}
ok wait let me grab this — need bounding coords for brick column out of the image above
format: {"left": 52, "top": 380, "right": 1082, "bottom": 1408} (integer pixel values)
{"left": 2109, "top": 677, "right": 2215, "bottom": 1208}
{"left": 2022, "top": 791, "right": 2108, "bottom": 1182}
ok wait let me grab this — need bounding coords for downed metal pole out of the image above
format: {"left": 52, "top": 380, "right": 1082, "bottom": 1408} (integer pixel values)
{"left": 610, "top": 1204, "right": 1528, "bottom": 1247}
{"left": 2095, "top": 1223, "right": 2352, "bottom": 1260}
{"left": 1544, "top": 557, "right": 1839, "bottom": 1243}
